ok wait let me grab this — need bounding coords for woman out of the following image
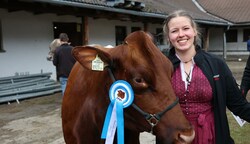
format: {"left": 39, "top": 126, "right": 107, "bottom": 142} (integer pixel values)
{"left": 47, "top": 38, "right": 61, "bottom": 61}
{"left": 163, "top": 10, "right": 250, "bottom": 144}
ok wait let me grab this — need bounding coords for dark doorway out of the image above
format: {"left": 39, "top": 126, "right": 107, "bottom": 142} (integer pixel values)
{"left": 115, "top": 26, "right": 127, "bottom": 46}
{"left": 131, "top": 27, "right": 141, "bottom": 33}
{"left": 53, "top": 22, "right": 83, "bottom": 47}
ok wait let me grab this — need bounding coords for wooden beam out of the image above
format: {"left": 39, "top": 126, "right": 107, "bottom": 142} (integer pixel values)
{"left": 82, "top": 16, "right": 89, "bottom": 45}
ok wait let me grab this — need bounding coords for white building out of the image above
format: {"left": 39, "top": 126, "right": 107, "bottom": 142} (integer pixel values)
{"left": 0, "top": 0, "right": 249, "bottom": 79}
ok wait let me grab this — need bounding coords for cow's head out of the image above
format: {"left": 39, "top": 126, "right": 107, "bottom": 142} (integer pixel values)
{"left": 72, "top": 31, "right": 194, "bottom": 143}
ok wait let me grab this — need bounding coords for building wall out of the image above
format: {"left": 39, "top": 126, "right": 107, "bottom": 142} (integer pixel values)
{"left": 208, "top": 28, "right": 224, "bottom": 52}
{"left": 0, "top": 9, "right": 163, "bottom": 80}
{"left": 88, "top": 18, "right": 163, "bottom": 47}
{"left": 0, "top": 9, "right": 81, "bottom": 80}
{"left": 227, "top": 28, "right": 248, "bottom": 54}
{"left": 1, "top": 8, "right": 246, "bottom": 80}
{"left": 208, "top": 27, "right": 249, "bottom": 55}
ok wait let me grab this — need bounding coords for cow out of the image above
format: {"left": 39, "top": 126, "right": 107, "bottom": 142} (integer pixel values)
{"left": 61, "top": 31, "right": 195, "bottom": 144}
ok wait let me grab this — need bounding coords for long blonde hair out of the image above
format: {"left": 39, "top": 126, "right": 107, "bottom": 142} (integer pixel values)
{"left": 49, "top": 39, "right": 61, "bottom": 52}
{"left": 47, "top": 39, "right": 61, "bottom": 61}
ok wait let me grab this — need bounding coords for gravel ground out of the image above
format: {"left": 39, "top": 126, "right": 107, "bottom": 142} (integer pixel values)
{"left": 0, "top": 60, "right": 247, "bottom": 144}
{"left": 0, "top": 92, "right": 156, "bottom": 144}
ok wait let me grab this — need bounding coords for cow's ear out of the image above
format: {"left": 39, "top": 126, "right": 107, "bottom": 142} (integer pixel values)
{"left": 72, "top": 45, "right": 112, "bottom": 71}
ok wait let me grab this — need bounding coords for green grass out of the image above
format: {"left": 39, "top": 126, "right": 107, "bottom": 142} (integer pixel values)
{"left": 227, "top": 110, "right": 250, "bottom": 144}
{"left": 226, "top": 60, "right": 250, "bottom": 144}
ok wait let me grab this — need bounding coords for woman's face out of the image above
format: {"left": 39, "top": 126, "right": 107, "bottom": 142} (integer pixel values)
{"left": 167, "top": 16, "right": 197, "bottom": 52}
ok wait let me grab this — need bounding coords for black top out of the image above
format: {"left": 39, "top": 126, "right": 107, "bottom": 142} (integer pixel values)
{"left": 241, "top": 56, "right": 250, "bottom": 97}
{"left": 53, "top": 43, "right": 76, "bottom": 78}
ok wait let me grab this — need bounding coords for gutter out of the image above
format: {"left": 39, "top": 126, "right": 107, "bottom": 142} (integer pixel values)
{"left": 195, "top": 19, "right": 229, "bottom": 26}
{"left": 34, "top": 0, "right": 228, "bottom": 26}
{"left": 232, "top": 23, "right": 250, "bottom": 26}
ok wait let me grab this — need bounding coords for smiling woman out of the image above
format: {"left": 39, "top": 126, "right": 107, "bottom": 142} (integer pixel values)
{"left": 163, "top": 9, "right": 250, "bottom": 144}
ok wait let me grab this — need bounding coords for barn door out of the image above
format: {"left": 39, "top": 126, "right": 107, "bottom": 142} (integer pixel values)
{"left": 53, "top": 22, "right": 83, "bottom": 47}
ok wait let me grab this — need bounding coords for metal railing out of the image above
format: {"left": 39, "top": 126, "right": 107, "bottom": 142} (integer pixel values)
{"left": 0, "top": 72, "right": 61, "bottom": 104}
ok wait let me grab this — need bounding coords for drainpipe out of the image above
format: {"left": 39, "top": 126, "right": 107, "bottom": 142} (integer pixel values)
{"left": 223, "top": 25, "right": 230, "bottom": 60}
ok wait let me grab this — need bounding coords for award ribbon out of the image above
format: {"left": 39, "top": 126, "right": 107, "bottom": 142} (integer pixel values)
{"left": 101, "top": 80, "right": 134, "bottom": 144}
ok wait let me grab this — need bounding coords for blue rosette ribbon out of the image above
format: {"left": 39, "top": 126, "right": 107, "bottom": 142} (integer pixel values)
{"left": 101, "top": 80, "right": 134, "bottom": 144}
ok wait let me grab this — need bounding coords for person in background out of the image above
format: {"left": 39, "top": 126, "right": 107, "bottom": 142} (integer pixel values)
{"left": 240, "top": 37, "right": 250, "bottom": 97}
{"left": 240, "top": 36, "right": 250, "bottom": 97}
{"left": 163, "top": 9, "right": 250, "bottom": 144}
{"left": 53, "top": 33, "right": 76, "bottom": 95}
{"left": 247, "top": 36, "right": 250, "bottom": 52}
{"left": 47, "top": 39, "right": 61, "bottom": 61}
{"left": 241, "top": 56, "right": 250, "bottom": 97}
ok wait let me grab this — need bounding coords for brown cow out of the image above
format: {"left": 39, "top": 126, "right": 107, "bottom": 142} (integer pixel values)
{"left": 62, "top": 31, "right": 195, "bottom": 144}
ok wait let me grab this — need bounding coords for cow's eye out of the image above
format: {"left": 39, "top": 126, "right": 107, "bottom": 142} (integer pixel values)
{"left": 135, "top": 77, "right": 143, "bottom": 83}
{"left": 133, "top": 77, "right": 148, "bottom": 89}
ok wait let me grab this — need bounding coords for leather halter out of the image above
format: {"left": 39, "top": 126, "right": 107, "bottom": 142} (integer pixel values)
{"left": 107, "top": 66, "right": 179, "bottom": 133}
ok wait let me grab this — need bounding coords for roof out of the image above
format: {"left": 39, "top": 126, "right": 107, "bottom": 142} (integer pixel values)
{"left": 139, "top": 0, "right": 229, "bottom": 25}
{"left": 197, "top": 0, "right": 250, "bottom": 25}
{"left": 3, "top": 0, "right": 249, "bottom": 26}
{"left": 34, "top": 0, "right": 229, "bottom": 26}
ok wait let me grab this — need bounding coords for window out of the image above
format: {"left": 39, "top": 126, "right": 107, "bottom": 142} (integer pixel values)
{"left": 156, "top": 28, "right": 164, "bottom": 45}
{"left": 0, "top": 20, "right": 5, "bottom": 52}
{"left": 226, "top": 29, "right": 237, "bottom": 42}
{"left": 243, "top": 28, "right": 250, "bottom": 42}
{"left": 131, "top": 27, "right": 141, "bottom": 32}
{"left": 115, "top": 26, "right": 127, "bottom": 45}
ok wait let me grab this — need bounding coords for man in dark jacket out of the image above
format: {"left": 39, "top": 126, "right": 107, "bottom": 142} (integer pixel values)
{"left": 53, "top": 33, "right": 76, "bottom": 95}
{"left": 241, "top": 56, "right": 250, "bottom": 97}
{"left": 241, "top": 36, "right": 250, "bottom": 97}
